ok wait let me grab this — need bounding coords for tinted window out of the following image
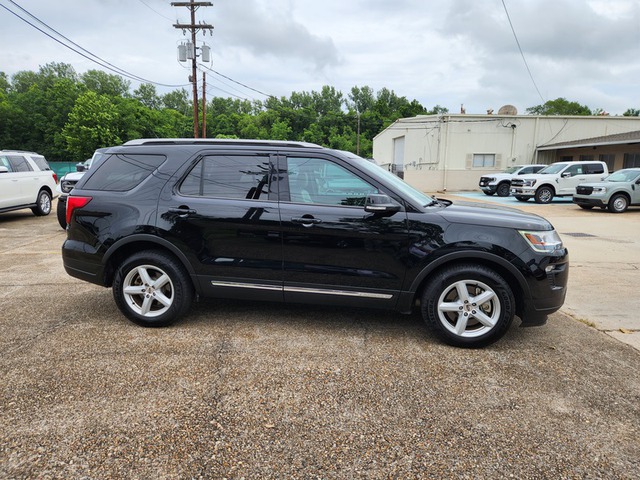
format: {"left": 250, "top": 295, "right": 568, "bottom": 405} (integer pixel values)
{"left": 30, "top": 156, "right": 51, "bottom": 171}
{"left": 287, "top": 157, "right": 378, "bottom": 206}
{"left": 82, "top": 154, "right": 166, "bottom": 191}
{"left": 179, "top": 155, "right": 273, "bottom": 200}
{"left": 585, "top": 163, "right": 604, "bottom": 174}
{"left": 8, "top": 156, "right": 33, "bottom": 172}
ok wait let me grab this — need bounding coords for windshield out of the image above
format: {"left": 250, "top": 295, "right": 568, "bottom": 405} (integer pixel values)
{"left": 504, "top": 166, "right": 521, "bottom": 174}
{"left": 537, "top": 163, "right": 568, "bottom": 175}
{"left": 342, "top": 152, "right": 435, "bottom": 207}
{"left": 606, "top": 169, "right": 640, "bottom": 182}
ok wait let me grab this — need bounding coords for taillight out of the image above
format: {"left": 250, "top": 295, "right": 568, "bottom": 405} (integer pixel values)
{"left": 66, "top": 196, "right": 92, "bottom": 225}
{"left": 52, "top": 172, "right": 58, "bottom": 183}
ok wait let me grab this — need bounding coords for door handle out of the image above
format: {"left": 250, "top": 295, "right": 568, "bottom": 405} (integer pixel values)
{"left": 291, "top": 216, "right": 322, "bottom": 226}
{"left": 168, "top": 207, "right": 197, "bottom": 217}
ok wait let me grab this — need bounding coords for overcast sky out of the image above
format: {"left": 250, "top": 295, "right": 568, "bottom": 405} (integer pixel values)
{"left": 1, "top": 0, "right": 639, "bottom": 115}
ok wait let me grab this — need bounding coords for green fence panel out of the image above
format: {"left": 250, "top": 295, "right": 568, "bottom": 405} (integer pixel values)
{"left": 50, "top": 162, "right": 78, "bottom": 177}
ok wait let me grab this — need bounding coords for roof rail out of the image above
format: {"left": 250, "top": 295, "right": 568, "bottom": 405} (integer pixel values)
{"left": 122, "top": 138, "right": 322, "bottom": 149}
{"left": 0, "top": 149, "right": 41, "bottom": 155}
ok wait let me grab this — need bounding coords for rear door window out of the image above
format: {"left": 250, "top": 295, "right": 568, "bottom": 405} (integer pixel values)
{"left": 82, "top": 154, "right": 166, "bottom": 191}
{"left": 8, "top": 156, "right": 33, "bottom": 172}
{"left": 179, "top": 154, "right": 275, "bottom": 200}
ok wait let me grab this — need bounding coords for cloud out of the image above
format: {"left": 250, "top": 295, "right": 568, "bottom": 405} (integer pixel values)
{"left": 215, "top": 0, "right": 340, "bottom": 71}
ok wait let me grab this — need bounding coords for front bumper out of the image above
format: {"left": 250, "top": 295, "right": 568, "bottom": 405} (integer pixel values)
{"left": 573, "top": 196, "right": 606, "bottom": 208}
{"left": 480, "top": 185, "right": 497, "bottom": 194}
{"left": 511, "top": 187, "right": 535, "bottom": 197}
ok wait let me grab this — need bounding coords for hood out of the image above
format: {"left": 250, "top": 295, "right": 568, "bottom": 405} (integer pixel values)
{"left": 61, "top": 171, "right": 86, "bottom": 182}
{"left": 576, "top": 181, "right": 616, "bottom": 188}
{"left": 435, "top": 201, "right": 553, "bottom": 230}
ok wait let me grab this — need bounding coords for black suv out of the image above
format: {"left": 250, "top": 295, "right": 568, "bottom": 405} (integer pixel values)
{"left": 62, "top": 139, "right": 568, "bottom": 347}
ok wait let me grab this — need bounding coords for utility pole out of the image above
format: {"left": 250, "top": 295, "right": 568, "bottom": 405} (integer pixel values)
{"left": 172, "top": 1, "right": 213, "bottom": 138}
{"left": 201, "top": 72, "right": 207, "bottom": 138}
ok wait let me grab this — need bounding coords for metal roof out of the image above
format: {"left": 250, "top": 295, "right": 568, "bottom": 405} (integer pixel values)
{"left": 537, "top": 130, "right": 640, "bottom": 151}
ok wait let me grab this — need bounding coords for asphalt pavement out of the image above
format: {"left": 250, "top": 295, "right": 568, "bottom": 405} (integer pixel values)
{"left": 0, "top": 198, "right": 638, "bottom": 479}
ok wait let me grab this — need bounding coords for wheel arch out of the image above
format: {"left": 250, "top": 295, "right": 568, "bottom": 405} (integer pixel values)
{"left": 102, "top": 234, "right": 198, "bottom": 290}
{"left": 610, "top": 190, "right": 631, "bottom": 203}
{"left": 404, "top": 251, "right": 530, "bottom": 318}
{"left": 536, "top": 183, "right": 556, "bottom": 194}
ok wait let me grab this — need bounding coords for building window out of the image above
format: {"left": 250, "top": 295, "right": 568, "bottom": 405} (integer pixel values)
{"left": 623, "top": 153, "right": 640, "bottom": 168}
{"left": 472, "top": 154, "right": 495, "bottom": 168}
{"left": 579, "top": 155, "right": 594, "bottom": 161}
{"left": 561, "top": 155, "right": 573, "bottom": 162}
{"left": 599, "top": 154, "right": 615, "bottom": 171}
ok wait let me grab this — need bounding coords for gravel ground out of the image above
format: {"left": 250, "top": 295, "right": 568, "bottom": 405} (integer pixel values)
{"left": 1, "top": 208, "right": 639, "bottom": 479}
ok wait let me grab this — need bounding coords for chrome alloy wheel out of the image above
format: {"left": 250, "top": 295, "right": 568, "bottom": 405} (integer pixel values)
{"left": 436, "top": 279, "right": 501, "bottom": 338}
{"left": 122, "top": 264, "right": 175, "bottom": 318}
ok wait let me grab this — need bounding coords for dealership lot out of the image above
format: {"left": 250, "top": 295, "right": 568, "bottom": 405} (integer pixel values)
{"left": 1, "top": 199, "right": 639, "bottom": 479}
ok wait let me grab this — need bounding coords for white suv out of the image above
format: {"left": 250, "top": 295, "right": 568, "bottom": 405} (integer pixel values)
{"left": 0, "top": 150, "right": 58, "bottom": 217}
{"left": 479, "top": 164, "right": 545, "bottom": 197}
{"left": 510, "top": 161, "right": 608, "bottom": 204}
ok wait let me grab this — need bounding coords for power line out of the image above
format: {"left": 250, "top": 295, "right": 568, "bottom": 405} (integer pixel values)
{"left": 136, "top": 0, "right": 175, "bottom": 21}
{"left": 0, "top": 0, "right": 189, "bottom": 88}
{"left": 206, "top": 66, "right": 275, "bottom": 99}
{"left": 501, "top": 0, "right": 545, "bottom": 103}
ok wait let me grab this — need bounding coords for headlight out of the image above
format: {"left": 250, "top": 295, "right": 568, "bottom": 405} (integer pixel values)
{"left": 61, "top": 180, "right": 75, "bottom": 193}
{"left": 519, "top": 230, "right": 563, "bottom": 253}
{"left": 487, "top": 177, "right": 496, "bottom": 182}
{"left": 523, "top": 179, "right": 537, "bottom": 187}
{"left": 592, "top": 186, "right": 607, "bottom": 194}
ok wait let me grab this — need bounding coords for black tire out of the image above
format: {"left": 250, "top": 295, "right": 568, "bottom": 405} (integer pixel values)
{"left": 31, "top": 190, "right": 52, "bottom": 216}
{"left": 420, "top": 264, "right": 515, "bottom": 348}
{"left": 608, "top": 193, "right": 629, "bottom": 213}
{"left": 56, "top": 198, "right": 67, "bottom": 229}
{"left": 534, "top": 186, "right": 554, "bottom": 204}
{"left": 113, "top": 250, "right": 194, "bottom": 327}
{"left": 515, "top": 196, "right": 529, "bottom": 202}
{"left": 496, "top": 182, "right": 511, "bottom": 197}
{"left": 578, "top": 204, "right": 594, "bottom": 210}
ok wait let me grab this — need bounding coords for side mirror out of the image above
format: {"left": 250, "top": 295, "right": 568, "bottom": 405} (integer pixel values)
{"left": 561, "top": 172, "right": 572, "bottom": 178}
{"left": 76, "top": 162, "right": 87, "bottom": 172}
{"left": 364, "top": 193, "right": 401, "bottom": 216}
{"left": 0, "top": 166, "right": 8, "bottom": 174}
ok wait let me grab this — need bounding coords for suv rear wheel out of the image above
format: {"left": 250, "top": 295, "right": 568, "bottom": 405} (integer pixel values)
{"left": 31, "top": 190, "right": 52, "bottom": 216}
{"left": 420, "top": 264, "right": 515, "bottom": 348}
{"left": 113, "top": 250, "right": 194, "bottom": 327}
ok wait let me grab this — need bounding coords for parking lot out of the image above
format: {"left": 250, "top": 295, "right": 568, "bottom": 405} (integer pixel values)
{"left": 1, "top": 198, "right": 639, "bottom": 479}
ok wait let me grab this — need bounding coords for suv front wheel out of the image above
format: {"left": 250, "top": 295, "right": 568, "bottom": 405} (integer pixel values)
{"left": 534, "top": 186, "right": 555, "bottom": 204}
{"left": 113, "top": 250, "right": 194, "bottom": 327}
{"left": 420, "top": 264, "right": 515, "bottom": 348}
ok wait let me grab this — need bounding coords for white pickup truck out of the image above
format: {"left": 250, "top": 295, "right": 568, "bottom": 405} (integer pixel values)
{"left": 479, "top": 164, "right": 545, "bottom": 197}
{"left": 510, "top": 161, "right": 608, "bottom": 204}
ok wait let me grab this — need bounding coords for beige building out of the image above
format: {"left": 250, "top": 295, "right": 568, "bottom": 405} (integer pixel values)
{"left": 372, "top": 113, "right": 640, "bottom": 192}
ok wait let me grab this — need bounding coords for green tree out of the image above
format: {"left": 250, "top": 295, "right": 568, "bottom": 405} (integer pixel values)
{"left": 526, "top": 97, "right": 592, "bottom": 115}
{"left": 81, "top": 70, "right": 131, "bottom": 97}
{"left": 133, "top": 83, "right": 161, "bottom": 110}
{"left": 162, "top": 88, "right": 191, "bottom": 113}
{"left": 623, "top": 108, "right": 640, "bottom": 117}
{"left": 62, "top": 91, "right": 122, "bottom": 160}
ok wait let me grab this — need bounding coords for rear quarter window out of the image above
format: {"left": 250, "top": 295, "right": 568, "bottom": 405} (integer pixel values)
{"left": 30, "top": 156, "right": 51, "bottom": 171}
{"left": 81, "top": 154, "right": 166, "bottom": 191}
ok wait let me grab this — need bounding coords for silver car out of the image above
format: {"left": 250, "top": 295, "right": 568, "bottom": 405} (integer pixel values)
{"left": 573, "top": 168, "right": 640, "bottom": 213}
